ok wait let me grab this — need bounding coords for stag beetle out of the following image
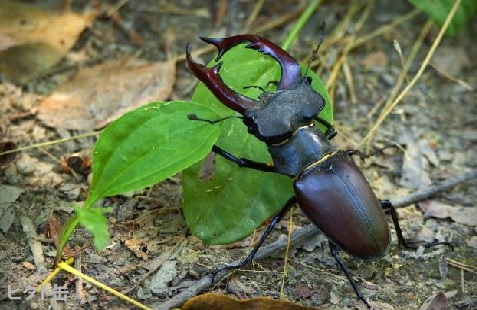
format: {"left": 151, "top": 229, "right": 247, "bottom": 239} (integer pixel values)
{"left": 186, "top": 34, "right": 448, "bottom": 308}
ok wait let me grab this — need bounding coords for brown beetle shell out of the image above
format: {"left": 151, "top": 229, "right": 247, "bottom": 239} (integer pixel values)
{"left": 294, "top": 151, "right": 391, "bottom": 260}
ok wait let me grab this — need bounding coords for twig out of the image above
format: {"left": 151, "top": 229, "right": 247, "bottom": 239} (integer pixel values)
{"left": 324, "top": 1, "right": 364, "bottom": 90}
{"left": 251, "top": 5, "right": 305, "bottom": 37}
{"left": 325, "top": 0, "right": 374, "bottom": 105}
{"left": 429, "top": 62, "right": 473, "bottom": 90}
{"left": 244, "top": 0, "right": 266, "bottom": 29}
{"left": 280, "top": 208, "right": 294, "bottom": 298}
{"left": 20, "top": 214, "right": 61, "bottom": 310}
{"left": 21, "top": 214, "right": 47, "bottom": 272}
{"left": 0, "top": 131, "right": 98, "bottom": 157}
{"left": 312, "top": 8, "right": 420, "bottom": 77}
{"left": 391, "top": 169, "right": 477, "bottom": 208}
{"left": 74, "top": 255, "right": 87, "bottom": 303}
{"left": 350, "top": 9, "right": 420, "bottom": 49}
{"left": 445, "top": 258, "right": 477, "bottom": 274}
{"left": 151, "top": 169, "right": 476, "bottom": 309}
{"left": 342, "top": 60, "right": 357, "bottom": 104}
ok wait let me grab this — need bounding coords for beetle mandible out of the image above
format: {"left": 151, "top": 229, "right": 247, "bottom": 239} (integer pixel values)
{"left": 185, "top": 33, "right": 446, "bottom": 309}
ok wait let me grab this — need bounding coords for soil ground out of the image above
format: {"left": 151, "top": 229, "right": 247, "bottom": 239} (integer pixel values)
{"left": 1, "top": 1, "right": 476, "bottom": 309}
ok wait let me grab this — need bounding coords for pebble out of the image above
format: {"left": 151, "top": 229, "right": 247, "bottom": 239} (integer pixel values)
{"left": 15, "top": 154, "right": 35, "bottom": 175}
{"left": 58, "top": 183, "right": 81, "bottom": 200}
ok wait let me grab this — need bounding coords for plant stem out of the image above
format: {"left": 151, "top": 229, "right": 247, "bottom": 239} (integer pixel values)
{"left": 281, "top": 0, "right": 322, "bottom": 51}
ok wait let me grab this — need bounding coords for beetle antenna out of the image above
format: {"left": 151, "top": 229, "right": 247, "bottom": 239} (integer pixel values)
{"left": 304, "top": 21, "right": 326, "bottom": 77}
{"left": 188, "top": 114, "right": 242, "bottom": 124}
{"left": 243, "top": 85, "right": 266, "bottom": 93}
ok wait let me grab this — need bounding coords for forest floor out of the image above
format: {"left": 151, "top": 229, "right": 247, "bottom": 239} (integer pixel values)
{"left": 0, "top": 1, "right": 476, "bottom": 309}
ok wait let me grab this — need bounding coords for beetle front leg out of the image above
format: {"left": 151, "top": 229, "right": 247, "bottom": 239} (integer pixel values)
{"left": 329, "top": 241, "right": 371, "bottom": 309}
{"left": 315, "top": 116, "right": 337, "bottom": 140}
{"left": 189, "top": 114, "right": 275, "bottom": 172}
{"left": 188, "top": 114, "right": 276, "bottom": 173}
{"left": 211, "top": 197, "right": 297, "bottom": 280}
{"left": 212, "top": 145, "right": 276, "bottom": 173}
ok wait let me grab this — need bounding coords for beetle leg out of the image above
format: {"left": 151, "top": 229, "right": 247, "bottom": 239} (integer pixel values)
{"left": 210, "top": 197, "right": 297, "bottom": 281}
{"left": 380, "top": 200, "right": 409, "bottom": 247}
{"left": 212, "top": 145, "right": 275, "bottom": 173}
{"left": 243, "top": 85, "right": 267, "bottom": 93}
{"left": 372, "top": 143, "right": 402, "bottom": 155}
{"left": 329, "top": 241, "right": 372, "bottom": 309}
{"left": 200, "top": 35, "right": 302, "bottom": 90}
{"left": 380, "top": 200, "right": 454, "bottom": 250}
{"left": 346, "top": 149, "right": 366, "bottom": 163}
{"left": 186, "top": 43, "right": 259, "bottom": 114}
{"left": 315, "top": 116, "right": 337, "bottom": 140}
{"left": 187, "top": 113, "right": 241, "bottom": 124}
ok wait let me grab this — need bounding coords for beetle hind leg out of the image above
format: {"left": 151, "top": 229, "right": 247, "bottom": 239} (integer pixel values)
{"left": 380, "top": 200, "right": 454, "bottom": 250}
{"left": 328, "top": 241, "right": 371, "bottom": 309}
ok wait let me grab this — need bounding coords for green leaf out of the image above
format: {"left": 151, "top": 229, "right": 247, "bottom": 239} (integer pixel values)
{"left": 76, "top": 207, "right": 112, "bottom": 250}
{"left": 408, "top": 0, "right": 477, "bottom": 36}
{"left": 89, "top": 101, "right": 221, "bottom": 204}
{"left": 183, "top": 43, "right": 333, "bottom": 244}
{"left": 55, "top": 213, "right": 79, "bottom": 263}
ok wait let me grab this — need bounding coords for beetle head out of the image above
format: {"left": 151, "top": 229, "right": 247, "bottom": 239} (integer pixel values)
{"left": 243, "top": 79, "right": 324, "bottom": 144}
{"left": 186, "top": 35, "right": 303, "bottom": 113}
{"left": 186, "top": 35, "right": 325, "bottom": 144}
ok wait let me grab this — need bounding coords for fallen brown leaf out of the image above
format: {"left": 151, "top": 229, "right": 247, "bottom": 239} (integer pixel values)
{"left": 432, "top": 46, "right": 470, "bottom": 77}
{"left": 420, "top": 292, "right": 450, "bottom": 310}
{"left": 45, "top": 214, "right": 62, "bottom": 247}
{"left": 467, "top": 236, "right": 477, "bottom": 249}
{"left": 124, "top": 238, "right": 148, "bottom": 260}
{"left": 60, "top": 153, "right": 91, "bottom": 176}
{"left": 0, "top": 185, "right": 24, "bottom": 233}
{"left": 36, "top": 58, "right": 176, "bottom": 130}
{"left": 400, "top": 132, "right": 434, "bottom": 189}
{"left": 0, "top": 1, "right": 96, "bottom": 83}
{"left": 421, "top": 201, "right": 477, "bottom": 227}
{"left": 21, "top": 261, "right": 36, "bottom": 270}
{"left": 360, "top": 51, "right": 388, "bottom": 70}
{"left": 181, "top": 293, "right": 319, "bottom": 310}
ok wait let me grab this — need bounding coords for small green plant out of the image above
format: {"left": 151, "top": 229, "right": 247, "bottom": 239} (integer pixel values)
{"left": 408, "top": 0, "right": 477, "bottom": 36}
{"left": 56, "top": 100, "right": 224, "bottom": 261}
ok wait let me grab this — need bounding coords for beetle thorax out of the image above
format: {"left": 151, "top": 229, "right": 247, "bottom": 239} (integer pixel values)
{"left": 268, "top": 126, "right": 335, "bottom": 176}
{"left": 243, "top": 79, "right": 325, "bottom": 144}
